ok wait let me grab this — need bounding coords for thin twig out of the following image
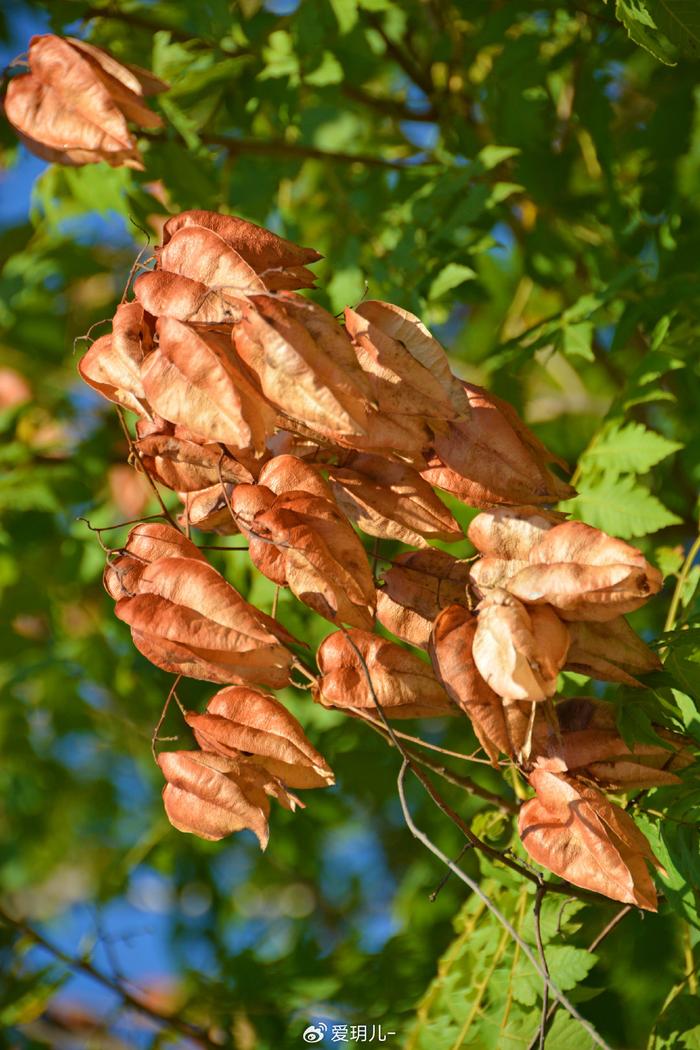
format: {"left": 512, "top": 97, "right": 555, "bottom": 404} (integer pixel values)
{"left": 339, "top": 630, "right": 606, "bottom": 903}
{"left": 588, "top": 904, "right": 633, "bottom": 953}
{"left": 526, "top": 903, "right": 632, "bottom": 1050}
{"left": 151, "top": 676, "right": 183, "bottom": 762}
{"left": 533, "top": 884, "right": 549, "bottom": 1050}
{"left": 353, "top": 709, "right": 500, "bottom": 765}
{"left": 353, "top": 708, "right": 517, "bottom": 812}
{"left": 429, "top": 844, "right": 471, "bottom": 902}
{"left": 397, "top": 762, "right": 613, "bottom": 1050}
{"left": 199, "top": 132, "right": 427, "bottom": 171}
{"left": 115, "top": 408, "right": 180, "bottom": 529}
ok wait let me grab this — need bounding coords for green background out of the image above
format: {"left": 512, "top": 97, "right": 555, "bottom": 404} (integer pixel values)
{"left": 2, "top": 1, "right": 700, "bottom": 1047}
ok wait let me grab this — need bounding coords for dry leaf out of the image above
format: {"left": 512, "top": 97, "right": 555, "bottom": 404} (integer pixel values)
{"left": 327, "top": 453, "right": 462, "bottom": 548}
{"left": 430, "top": 604, "right": 529, "bottom": 762}
{"left": 161, "top": 210, "right": 321, "bottom": 291}
{"left": 473, "top": 589, "right": 569, "bottom": 701}
{"left": 232, "top": 483, "right": 376, "bottom": 628}
{"left": 78, "top": 302, "right": 152, "bottom": 415}
{"left": 140, "top": 318, "right": 277, "bottom": 451}
{"left": 507, "top": 521, "right": 663, "bottom": 621}
{"left": 234, "top": 295, "right": 370, "bottom": 442}
{"left": 421, "top": 384, "right": 574, "bottom": 507}
{"left": 186, "top": 686, "right": 334, "bottom": 789}
{"left": 4, "top": 35, "right": 164, "bottom": 169}
{"left": 376, "top": 549, "right": 471, "bottom": 649}
{"left": 565, "top": 618, "right": 662, "bottom": 686}
{"left": 158, "top": 750, "right": 299, "bottom": 848}
{"left": 315, "top": 629, "right": 453, "bottom": 719}
{"left": 519, "top": 768, "right": 660, "bottom": 909}
{"left": 108, "top": 534, "right": 295, "bottom": 687}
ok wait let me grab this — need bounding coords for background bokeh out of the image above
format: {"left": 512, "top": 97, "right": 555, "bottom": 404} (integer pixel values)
{"left": 2, "top": 2, "right": 700, "bottom": 1048}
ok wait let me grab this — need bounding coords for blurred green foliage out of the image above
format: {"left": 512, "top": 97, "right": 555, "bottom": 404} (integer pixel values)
{"left": 2, "top": 1, "right": 700, "bottom": 1047}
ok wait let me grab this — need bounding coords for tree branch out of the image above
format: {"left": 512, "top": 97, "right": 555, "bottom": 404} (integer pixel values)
{"left": 397, "top": 761, "right": 613, "bottom": 1050}
{"left": 363, "top": 12, "right": 434, "bottom": 98}
{"left": 199, "top": 133, "right": 425, "bottom": 170}
{"left": 525, "top": 903, "right": 633, "bottom": 1050}
{"left": 81, "top": 6, "right": 212, "bottom": 45}
{"left": 533, "top": 884, "right": 549, "bottom": 1050}
{"left": 0, "top": 904, "right": 216, "bottom": 1048}
{"left": 353, "top": 708, "right": 518, "bottom": 813}
{"left": 341, "top": 84, "right": 438, "bottom": 123}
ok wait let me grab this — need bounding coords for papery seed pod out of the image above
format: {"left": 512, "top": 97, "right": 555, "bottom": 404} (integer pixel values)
{"left": 533, "top": 697, "right": 691, "bottom": 789}
{"left": 315, "top": 629, "right": 454, "bottom": 719}
{"left": 234, "top": 295, "right": 371, "bottom": 442}
{"left": 472, "top": 589, "right": 569, "bottom": 701}
{"left": 4, "top": 34, "right": 166, "bottom": 169}
{"left": 565, "top": 618, "right": 662, "bottom": 685}
{"left": 158, "top": 750, "right": 301, "bottom": 848}
{"left": 140, "top": 318, "right": 277, "bottom": 451}
{"left": 376, "top": 549, "right": 471, "bottom": 650}
{"left": 105, "top": 524, "right": 296, "bottom": 688}
{"left": 344, "top": 301, "right": 467, "bottom": 423}
{"left": 232, "top": 479, "right": 376, "bottom": 629}
{"left": 327, "top": 453, "right": 462, "bottom": 548}
{"left": 421, "top": 384, "right": 574, "bottom": 508}
{"left": 78, "top": 302, "right": 153, "bottom": 415}
{"left": 467, "top": 506, "right": 562, "bottom": 559}
{"left": 507, "top": 521, "right": 663, "bottom": 621}
{"left": 519, "top": 767, "right": 661, "bottom": 909}
{"left": 430, "top": 604, "right": 531, "bottom": 762}
{"left": 160, "top": 210, "right": 322, "bottom": 291}
{"left": 186, "top": 686, "right": 334, "bottom": 789}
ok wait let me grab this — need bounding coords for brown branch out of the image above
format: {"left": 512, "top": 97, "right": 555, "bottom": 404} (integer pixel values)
{"left": 364, "top": 11, "right": 434, "bottom": 98}
{"left": 341, "top": 83, "right": 437, "bottom": 123}
{"left": 151, "top": 675, "right": 183, "bottom": 762}
{"left": 353, "top": 708, "right": 517, "bottom": 812}
{"left": 81, "top": 6, "right": 215, "bottom": 45}
{"left": 115, "top": 408, "right": 181, "bottom": 530}
{"left": 0, "top": 904, "right": 216, "bottom": 1048}
{"left": 339, "top": 631, "right": 606, "bottom": 904}
{"left": 198, "top": 133, "right": 426, "bottom": 170}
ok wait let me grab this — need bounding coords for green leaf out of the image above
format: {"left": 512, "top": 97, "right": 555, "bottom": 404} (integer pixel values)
{"left": 580, "top": 422, "right": 682, "bottom": 476}
{"left": 665, "top": 650, "right": 700, "bottom": 702}
{"left": 260, "top": 30, "right": 299, "bottom": 81}
{"left": 560, "top": 321, "right": 594, "bottom": 361}
{"left": 328, "top": 0, "right": 358, "bottom": 33}
{"left": 649, "top": 0, "right": 700, "bottom": 57}
{"left": 428, "top": 262, "right": 477, "bottom": 300}
{"left": 615, "top": 0, "right": 678, "bottom": 64}
{"left": 477, "top": 145, "right": 521, "bottom": 169}
{"left": 305, "top": 51, "right": 344, "bottom": 86}
{"left": 655, "top": 544, "right": 685, "bottom": 578}
{"left": 563, "top": 475, "right": 682, "bottom": 538}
